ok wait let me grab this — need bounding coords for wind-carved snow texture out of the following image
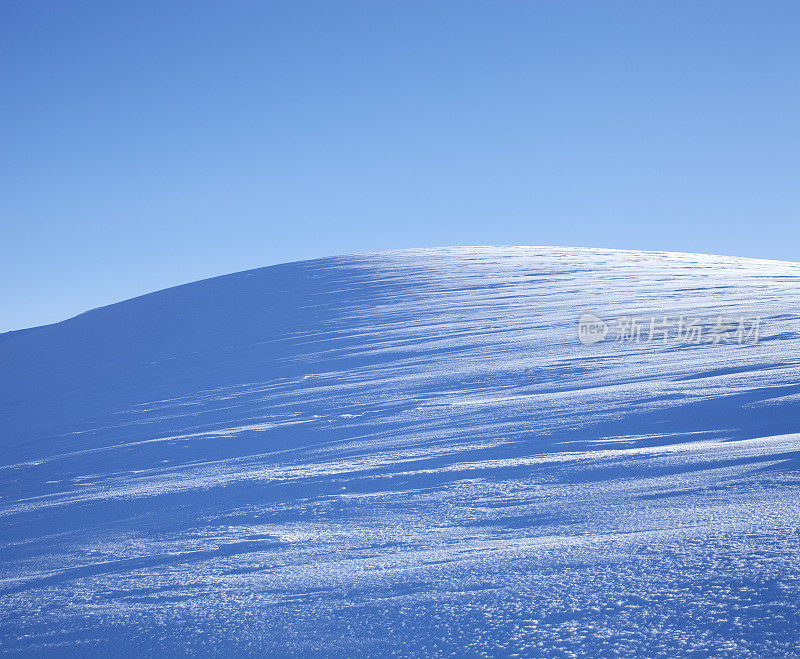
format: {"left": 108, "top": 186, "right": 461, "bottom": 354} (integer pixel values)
{"left": 1, "top": 246, "right": 800, "bottom": 657}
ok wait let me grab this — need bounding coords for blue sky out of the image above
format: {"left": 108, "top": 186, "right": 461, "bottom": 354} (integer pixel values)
{"left": 2, "top": 1, "right": 799, "bottom": 333}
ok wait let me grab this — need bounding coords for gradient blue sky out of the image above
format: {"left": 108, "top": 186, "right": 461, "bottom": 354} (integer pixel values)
{"left": 2, "top": 1, "right": 799, "bottom": 333}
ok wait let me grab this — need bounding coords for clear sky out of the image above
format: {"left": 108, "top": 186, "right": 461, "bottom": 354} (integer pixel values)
{"left": 2, "top": 1, "right": 799, "bottom": 333}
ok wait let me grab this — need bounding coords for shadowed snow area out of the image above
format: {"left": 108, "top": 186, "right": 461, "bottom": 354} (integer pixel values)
{"left": 2, "top": 246, "right": 800, "bottom": 656}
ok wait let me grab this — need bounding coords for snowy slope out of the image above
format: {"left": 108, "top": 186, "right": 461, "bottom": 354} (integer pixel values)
{"left": 2, "top": 246, "right": 800, "bottom": 656}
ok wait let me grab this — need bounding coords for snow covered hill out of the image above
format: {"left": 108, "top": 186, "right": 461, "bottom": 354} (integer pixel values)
{"left": 2, "top": 246, "right": 800, "bottom": 656}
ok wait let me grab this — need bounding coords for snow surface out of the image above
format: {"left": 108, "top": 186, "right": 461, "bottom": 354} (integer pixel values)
{"left": 1, "top": 246, "right": 800, "bottom": 656}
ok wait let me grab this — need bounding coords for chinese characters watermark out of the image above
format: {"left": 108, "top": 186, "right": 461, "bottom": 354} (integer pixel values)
{"left": 577, "top": 313, "right": 761, "bottom": 346}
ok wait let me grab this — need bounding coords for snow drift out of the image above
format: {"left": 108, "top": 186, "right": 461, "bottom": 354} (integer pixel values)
{"left": 1, "top": 246, "right": 800, "bottom": 656}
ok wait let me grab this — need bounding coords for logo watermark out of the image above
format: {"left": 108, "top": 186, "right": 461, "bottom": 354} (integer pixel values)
{"left": 577, "top": 313, "right": 609, "bottom": 345}
{"left": 577, "top": 313, "right": 761, "bottom": 346}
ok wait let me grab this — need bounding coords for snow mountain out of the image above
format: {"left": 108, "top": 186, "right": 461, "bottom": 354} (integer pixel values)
{"left": 2, "top": 246, "right": 800, "bottom": 656}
